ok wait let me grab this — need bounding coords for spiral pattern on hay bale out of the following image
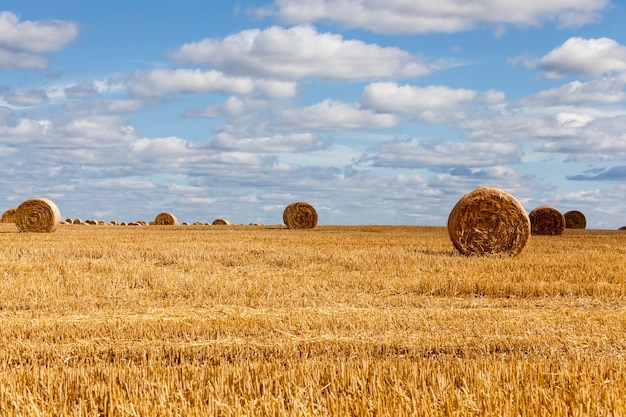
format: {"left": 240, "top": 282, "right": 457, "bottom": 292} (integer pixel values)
{"left": 153, "top": 212, "right": 178, "bottom": 225}
{"left": 283, "top": 201, "right": 318, "bottom": 229}
{"left": 212, "top": 218, "right": 232, "bottom": 225}
{"left": 564, "top": 210, "right": 586, "bottom": 229}
{"left": 447, "top": 187, "right": 530, "bottom": 256}
{"left": 529, "top": 206, "right": 566, "bottom": 236}
{"left": 1, "top": 207, "right": 17, "bottom": 223}
{"left": 14, "top": 198, "right": 61, "bottom": 233}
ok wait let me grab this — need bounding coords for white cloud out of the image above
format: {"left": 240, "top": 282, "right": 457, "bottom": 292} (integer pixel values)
{"left": 128, "top": 69, "right": 256, "bottom": 97}
{"left": 209, "top": 132, "right": 328, "bottom": 153}
{"left": 527, "top": 37, "right": 626, "bottom": 79}
{"left": 360, "top": 138, "right": 521, "bottom": 168}
{"left": 277, "top": 99, "right": 399, "bottom": 130}
{"left": 0, "top": 11, "right": 78, "bottom": 69}
{"left": 184, "top": 96, "right": 269, "bottom": 118}
{"left": 170, "top": 24, "right": 433, "bottom": 80}
{"left": 362, "top": 82, "right": 481, "bottom": 122}
{"left": 518, "top": 76, "right": 626, "bottom": 106}
{"left": 3, "top": 89, "right": 49, "bottom": 106}
{"left": 255, "top": 0, "right": 609, "bottom": 34}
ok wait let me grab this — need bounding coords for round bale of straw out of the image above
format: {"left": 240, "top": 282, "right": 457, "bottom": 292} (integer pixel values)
{"left": 1, "top": 208, "right": 17, "bottom": 223}
{"left": 212, "top": 218, "right": 232, "bottom": 225}
{"left": 14, "top": 198, "right": 61, "bottom": 233}
{"left": 447, "top": 187, "right": 530, "bottom": 256}
{"left": 529, "top": 206, "right": 566, "bottom": 236}
{"left": 564, "top": 210, "right": 586, "bottom": 229}
{"left": 283, "top": 201, "right": 318, "bottom": 229}
{"left": 153, "top": 212, "right": 178, "bottom": 225}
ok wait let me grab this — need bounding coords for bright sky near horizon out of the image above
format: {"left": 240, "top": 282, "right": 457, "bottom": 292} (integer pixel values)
{"left": 2, "top": 1, "right": 626, "bottom": 227}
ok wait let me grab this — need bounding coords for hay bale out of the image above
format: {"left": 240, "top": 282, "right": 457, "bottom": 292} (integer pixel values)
{"left": 212, "top": 218, "right": 232, "bottom": 225}
{"left": 447, "top": 186, "right": 530, "bottom": 256}
{"left": 153, "top": 212, "right": 178, "bottom": 225}
{"left": 283, "top": 201, "right": 318, "bottom": 229}
{"left": 618, "top": 226, "right": 626, "bottom": 231}
{"left": 529, "top": 206, "right": 566, "bottom": 236}
{"left": 85, "top": 219, "right": 97, "bottom": 225}
{"left": 73, "top": 218, "right": 83, "bottom": 224}
{"left": 564, "top": 210, "right": 586, "bottom": 229}
{"left": 14, "top": 198, "right": 61, "bottom": 233}
{"left": 1, "top": 207, "right": 17, "bottom": 223}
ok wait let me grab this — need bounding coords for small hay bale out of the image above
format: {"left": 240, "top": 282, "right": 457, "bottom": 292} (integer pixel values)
{"left": 14, "top": 198, "right": 61, "bottom": 233}
{"left": 85, "top": 219, "right": 97, "bottom": 225}
{"left": 73, "top": 219, "right": 83, "bottom": 224}
{"left": 283, "top": 201, "right": 318, "bottom": 229}
{"left": 1, "top": 207, "right": 17, "bottom": 223}
{"left": 618, "top": 226, "right": 626, "bottom": 231}
{"left": 529, "top": 206, "right": 566, "bottom": 236}
{"left": 564, "top": 210, "right": 586, "bottom": 229}
{"left": 212, "top": 218, "right": 232, "bottom": 225}
{"left": 447, "top": 186, "right": 530, "bottom": 256}
{"left": 65, "top": 218, "right": 73, "bottom": 224}
{"left": 153, "top": 212, "right": 178, "bottom": 225}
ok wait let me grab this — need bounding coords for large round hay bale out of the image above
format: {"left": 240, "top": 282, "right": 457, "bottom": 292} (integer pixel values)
{"left": 153, "top": 212, "right": 178, "bottom": 225}
{"left": 1, "top": 207, "right": 17, "bottom": 223}
{"left": 212, "top": 218, "right": 232, "bottom": 225}
{"left": 447, "top": 187, "right": 530, "bottom": 256}
{"left": 529, "top": 206, "right": 565, "bottom": 236}
{"left": 283, "top": 201, "right": 318, "bottom": 229}
{"left": 564, "top": 210, "right": 586, "bottom": 229}
{"left": 14, "top": 198, "right": 61, "bottom": 233}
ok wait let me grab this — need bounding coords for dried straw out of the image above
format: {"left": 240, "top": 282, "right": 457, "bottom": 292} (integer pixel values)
{"left": 1, "top": 207, "right": 17, "bottom": 223}
{"left": 153, "top": 212, "right": 178, "bottom": 225}
{"left": 447, "top": 186, "right": 530, "bottom": 256}
{"left": 14, "top": 198, "right": 61, "bottom": 233}
{"left": 529, "top": 206, "right": 565, "bottom": 236}
{"left": 564, "top": 210, "right": 586, "bottom": 229}
{"left": 212, "top": 218, "right": 232, "bottom": 225}
{"left": 283, "top": 201, "right": 318, "bottom": 229}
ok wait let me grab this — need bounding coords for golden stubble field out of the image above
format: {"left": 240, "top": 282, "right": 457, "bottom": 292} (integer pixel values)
{"left": 1, "top": 223, "right": 625, "bottom": 416}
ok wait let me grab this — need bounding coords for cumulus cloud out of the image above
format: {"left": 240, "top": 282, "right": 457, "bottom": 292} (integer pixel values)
{"left": 567, "top": 165, "right": 626, "bottom": 181}
{"left": 170, "top": 24, "right": 433, "bottom": 80}
{"left": 254, "top": 0, "right": 609, "bottom": 34}
{"left": 360, "top": 138, "right": 521, "bottom": 168}
{"left": 3, "top": 88, "right": 49, "bottom": 106}
{"left": 128, "top": 69, "right": 256, "bottom": 97}
{"left": 525, "top": 37, "right": 626, "bottom": 79}
{"left": 276, "top": 99, "right": 399, "bottom": 130}
{"left": 0, "top": 11, "right": 78, "bottom": 69}
{"left": 518, "top": 75, "right": 626, "bottom": 106}
{"left": 361, "top": 82, "right": 490, "bottom": 123}
{"left": 208, "top": 132, "right": 328, "bottom": 153}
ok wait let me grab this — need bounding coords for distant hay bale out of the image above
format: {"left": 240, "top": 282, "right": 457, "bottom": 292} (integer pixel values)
{"left": 182, "top": 222, "right": 189, "bottom": 225}
{"left": 73, "top": 219, "right": 83, "bottom": 225}
{"left": 65, "top": 218, "right": 73, "bottom": 224}
{"left": 1, "top": 207, "right": 17, "bottom": 223}
{"left": 212, "top": 218, "right": 232, "bottom": 225}
{"left": 14, "top": 198, "right": 61, "bottom": 233}
{"left": 85, "top": 219, "right": 97, "bottom": 225}
{"left": 618, "top": 226, "right": 626, "bottom": 231}
{"left": 564, "top": 210, "right": 586, "bottom": 229}
{"left": 529, "top": 206, "right": 566, "bottom": 236}
{"left": 110, "top": 221, "right": 118, "bottom": 225}
{"left": 283, "top": 201, "right": 318, "bottom": 229}
{"left": 447, "top": 186, "right": 530, "bottom": 256}
{"left": 153, "top": 212, "right": 178, "bottom": 225}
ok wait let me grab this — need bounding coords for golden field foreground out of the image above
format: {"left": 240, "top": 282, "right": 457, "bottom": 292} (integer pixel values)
{"left": 1, "top": 223, "right": 625, "bottom": 416}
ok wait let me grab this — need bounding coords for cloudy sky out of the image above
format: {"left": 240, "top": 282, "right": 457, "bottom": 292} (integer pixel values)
{"left": 2, "top": 1, "right": 626, "bottom": 227}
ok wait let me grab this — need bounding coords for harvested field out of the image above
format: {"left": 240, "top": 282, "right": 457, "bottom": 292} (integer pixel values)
{"left": 1, "top": 224, "right": 625, "bottom": 416}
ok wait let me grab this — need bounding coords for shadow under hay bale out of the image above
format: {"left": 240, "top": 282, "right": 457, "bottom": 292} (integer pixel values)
{"left": 283, "top": 201, "right": 318, "bottom": 229}
{"left": 447, "top": 186, "right": 530, "bottom": 256}
{"left": 529, "top": 206, "right": 566, "bottom": 236}
{"left": 14, "top": 198, "right": 61, "bottom": 233}
{"left": 564, "top": 210, "right": 586, "bottom": 229}
{"left": 212, "top": 218, "right": 232, "bottom": 225}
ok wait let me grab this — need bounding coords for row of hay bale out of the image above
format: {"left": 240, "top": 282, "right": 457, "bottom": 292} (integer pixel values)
{"left": 447, "top": 187, "right": 595, "bottom": 257}
{"left": 1, "top": 199, "right": 318, "bottom": 232}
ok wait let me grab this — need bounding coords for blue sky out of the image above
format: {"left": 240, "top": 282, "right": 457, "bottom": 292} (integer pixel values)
{"left": 2, "top": 1, "right": 626, "bottom": 227}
